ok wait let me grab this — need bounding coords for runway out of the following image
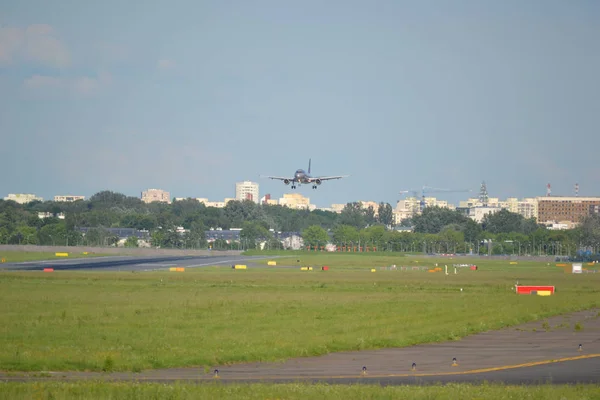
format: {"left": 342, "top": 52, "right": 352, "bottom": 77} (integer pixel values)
{"left": 0, "top": 254, "right": 275, "bottom": 272}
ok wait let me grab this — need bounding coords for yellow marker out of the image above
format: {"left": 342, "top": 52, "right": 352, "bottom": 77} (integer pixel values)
{"left": 267, "top": 261, "right": 277, "bottom": 266}
{"left": 234, "top": 265, "right": 247, "bottom": 270}
{"left": 55, "top": 252, "right": 69, "bottom": 257}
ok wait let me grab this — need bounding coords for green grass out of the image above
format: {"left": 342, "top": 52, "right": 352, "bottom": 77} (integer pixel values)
{"left": 0, "top": 256, "right": 598, "bottom": 373}
{"left": 1, "top": 382, "right": 600, "bottom": 399}
{"left": 249, "top": 251, "right": 556, "bottom": 271}
{"left": 0, "top": 251, "right": 107, "bottom": 263}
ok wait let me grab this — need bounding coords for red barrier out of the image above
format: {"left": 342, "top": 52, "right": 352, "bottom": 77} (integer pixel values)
{"left": 43, "top": 268, "right": 54, "bottom": 272}
{"left": 322, "top": 266, "right": 329, "bottom": 271}
{"left": 516, "top": 285, "right": 555, "bottom": 294}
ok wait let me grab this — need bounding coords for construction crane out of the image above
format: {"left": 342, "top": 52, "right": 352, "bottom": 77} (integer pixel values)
{"left": 399, "top": 186, "right": 472, "bottom": 213}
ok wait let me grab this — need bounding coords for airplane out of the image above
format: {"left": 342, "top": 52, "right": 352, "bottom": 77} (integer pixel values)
{"left": 262, "top": 159, "right": 349, "bottom": 189}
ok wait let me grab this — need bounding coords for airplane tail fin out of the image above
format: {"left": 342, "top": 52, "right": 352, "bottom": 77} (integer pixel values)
{"left": 308, "top": 158, "right": 311, "bottom": 174}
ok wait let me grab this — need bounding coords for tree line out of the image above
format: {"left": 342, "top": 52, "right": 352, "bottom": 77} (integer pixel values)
{"left": 1, "top": 190, "right": 599, "bottom": 258}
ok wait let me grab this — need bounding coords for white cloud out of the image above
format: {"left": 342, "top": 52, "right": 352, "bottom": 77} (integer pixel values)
{"left": 0, "top": 23, "right": 70, "bottom": 67}
{"left": 23, "top": 71, "right": 112, "bottom": 97}
{"left": 157, "top": 58, "right": 175, "bottom": 70}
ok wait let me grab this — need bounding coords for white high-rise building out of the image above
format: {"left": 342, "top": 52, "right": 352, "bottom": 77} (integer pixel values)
{"left": 235, "top": 181, "right": 259, "bottom": 203}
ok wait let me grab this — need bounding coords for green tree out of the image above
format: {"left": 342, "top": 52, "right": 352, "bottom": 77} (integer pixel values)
{"left": 412, "top": 207, "right": 470, "bottom": 234}
{"left": 364, "top": 206, "right": 377, "bottom": 227}
{"left": 377, "top": 202, "right": 394, "bottom": 227}
{"left": 124, "top": 236, "right": 139, "bottom": 248}
{"left": 301, "top": 225, "right": 329, "bottom": 247}
{"left": 338, "top": 203, "right": 366, "bottom": 229}
{"left": 240, "top": 221, "right": 271, "bottom": 249}
{"left": 333, "top": 225, "right": 359, "bottom": 245}
{"left": 438, "top": 225, "right": 465, "bottom": 253}
{"left": 482, "top": 209, "right": 544, "bottom": 236}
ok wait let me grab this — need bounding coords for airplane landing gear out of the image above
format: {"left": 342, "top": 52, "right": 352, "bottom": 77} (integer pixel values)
{"left": 312, "top": 185, "right": 317, "bottom": 189}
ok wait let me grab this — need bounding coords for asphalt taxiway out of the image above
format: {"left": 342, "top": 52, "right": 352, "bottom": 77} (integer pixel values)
{"left": 0, "top": 254, "right": 274, "bottom": 272}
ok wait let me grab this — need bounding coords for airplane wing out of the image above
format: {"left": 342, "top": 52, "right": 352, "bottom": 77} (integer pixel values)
{"left": 312, "top": 175, "right": 349, "bottom": 181}
{"left": 260, "top": 175, "right": 294, "bottom": 181}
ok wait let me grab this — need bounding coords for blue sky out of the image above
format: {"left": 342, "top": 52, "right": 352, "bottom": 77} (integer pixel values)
{"left": 1, "top": 0, "right": 599, "bottom": 208}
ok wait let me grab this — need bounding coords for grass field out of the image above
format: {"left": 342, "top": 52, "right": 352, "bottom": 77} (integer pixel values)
{"left": 1, "top": 252, "right": 598, "bottom": 374}
{"left": 0, "top": 251, "right": 107, "bottom": 263}
{"left": 1, "top": 381, "right": 600, "bottom": 400}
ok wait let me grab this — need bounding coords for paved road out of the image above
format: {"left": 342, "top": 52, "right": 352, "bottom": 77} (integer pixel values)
{"left": 0, "top": 254, "right": 275, "bottom": 272}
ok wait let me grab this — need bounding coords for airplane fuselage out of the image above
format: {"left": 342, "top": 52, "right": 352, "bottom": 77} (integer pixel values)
{"left": 292, "top": 169, "right": 321, "bottom": 186}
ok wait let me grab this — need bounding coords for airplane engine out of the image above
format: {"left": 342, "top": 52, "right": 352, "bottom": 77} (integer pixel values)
{"left": 283, "top": 179, "right": 290, "bottom": 185}
{"left": 315, "top": 179, "right": 322, "bottom": 185}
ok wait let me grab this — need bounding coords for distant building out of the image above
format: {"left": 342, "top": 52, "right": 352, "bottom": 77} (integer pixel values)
{"left": 38, "top": 212, "right": 65, "bottom": 219}
{"left": 3, "top": 193, "right": 43, "bottom": 204}
{"left": 173, "top": 197, "right": 235, "bottom": 208}
{"left": 261, "top": 194, "right": 277, "bottom": 205}
{"left": 235, "top": 181, "right": 259, "bottom": 203}
{"left": 359, "top": 201, "right": 379, "bottom": 216}
{"left": 503, "top": 197, "right": 538, "bottom": 220}
{"left": 54, "top": 195, "right": 85, "bottom": 202}
{"left": 393, "top": 196, "right": 456, "bottom": 224}
{"left": 468, "top": 206, "right": 502, "bottom": 223}
{"left": 278, "top": 193, "right": 316, "bottom": 210}
{"left": 78, "top": 227, "right": 150, "bottom": 239}
{"left": 141, "top": 189, "right": 171, "bottom": 204}
{"left": 537, "top": 196, "right": 600, "bottom": 225}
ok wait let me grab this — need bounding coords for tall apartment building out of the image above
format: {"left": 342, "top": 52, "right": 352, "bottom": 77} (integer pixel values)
{"left": 141, "top": 189, "right": 171, "bottom": 204}
{"left": 3, "top": 193, "right": 43, "bottom": 204}
{"left": 503, "top": 197, "right": 538, "bottom": 220}
{"left": 235, "top": 181, "right": 259, "bottom": 203}
{"left": 537, "top": 196, "right": 600, "bottom": 224}
{"left": 54, "top": 195, "right": 85, "bottom": 202}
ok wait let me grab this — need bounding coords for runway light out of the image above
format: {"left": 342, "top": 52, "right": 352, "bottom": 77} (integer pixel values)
{"left": 411, "top": 362, "right": 416, "bottom": 371}
{"left": 214, "top": 369, "right": 219, "bottom": 378}
{"left": 579, "top": 344, "right": 582, "bottom": 352}
{"left": 452, "top": 357, "right": 458, "bottom": 366}
{"left": 362, "top": 366, "right": 367, "bottom": 375}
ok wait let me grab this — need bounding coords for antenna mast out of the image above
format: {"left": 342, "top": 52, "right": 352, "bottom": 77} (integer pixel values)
{"left": 479, "top": 181, "right": 489, "bottom": 206}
